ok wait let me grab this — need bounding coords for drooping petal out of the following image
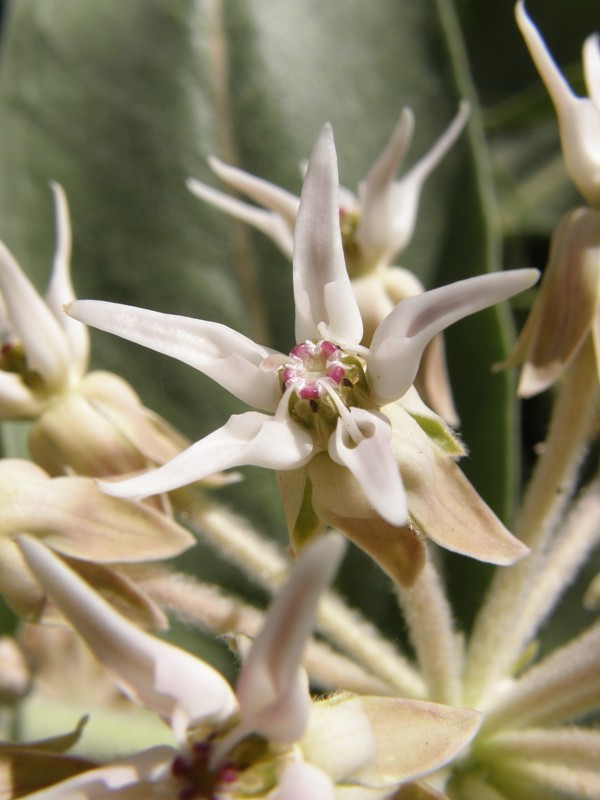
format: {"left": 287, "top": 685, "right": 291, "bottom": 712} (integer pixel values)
{"left": 15, "top": 745, "right": 175, "bottom": 799}
{"left": 66, "top": 300, "right": 281, "bottom": 412}
{"left": 385, "top": 400, "right": 529, "bottom": 566}
{"left": 516, "top": 1, "right": 600, "bottom": 206}
{"left": 17, "top": 536, "right": 238, "bottom": 738}
{"left": 271, "top": 761, "right": 336, "bottom": 800}
{"left": 97, "top": 411, "right": 314, "bottom": 499}
{"left": 338, "top": 696, "right": 480, "bottom": 787}
{"left": 293, "top": 124, "right": 363, "bottom": 345}
{"left": 368, "top": 269, "right": 540, "bottom": 404}
{"left": 328, "top": 408, "right": 407, "bottom": 527}
{"left": 187, "top": 178, "right": 295, "bottom": 259}
{"left": 44, "top": 183, "right": 90, "bottom": 377}
{"left": 0, "top": 459, "right": 194, "bottom": 562}
{"left": 356, "top": 108, "right": 415, "bottom": 265}
{"left": 0, "top": 242, "right": 71, "bottom": 388}
{"left": 235, "top": 533, "right": 346, "bottom": 744}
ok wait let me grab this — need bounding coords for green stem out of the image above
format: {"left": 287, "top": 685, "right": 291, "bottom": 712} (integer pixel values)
{"left": 464, "top": 341, "right": 599, "bottom": 707}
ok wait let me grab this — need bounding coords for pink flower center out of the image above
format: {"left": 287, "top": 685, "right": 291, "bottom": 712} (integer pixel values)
{"left": 282, "top": 340, "right": 347, "bottom": 400}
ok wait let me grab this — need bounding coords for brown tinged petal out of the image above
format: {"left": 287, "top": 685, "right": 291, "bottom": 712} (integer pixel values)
{"left": 0, "top": 459, "right": 195, "bottom": 563}
{"left": 277, "top": 455, "right": 425, "bottom": 588}
{"left": 385, "top": 402, "right": 529, "bottom": 566}
{"left": 0, "top": 746, "right": 95, "bottom": 800}
{"left": 354, "top": 696, "right": 480, "bottom": 786}
{"left": 498, "top": 207, "right": 600, "bottom": 397}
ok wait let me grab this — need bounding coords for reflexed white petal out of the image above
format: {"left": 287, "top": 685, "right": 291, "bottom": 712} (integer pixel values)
{"left": 0, "top": 242, "right": 70, "bottom": 386}
{"left": 271, "top": 761, "right": 336, "bottom": 800}
{"left": 187, "top": 178, "right": 295, "bottom": 259}
{"left": 208, "top": 156, "right": 300, "bottom": 226}
{"left": 19, "top": 745, "right": 175, "bottom": 799}
{"left": 97, "top": 411, "right": 314, "bottom": 499}
{"left": 516, "top": 2, "right": 600, "bottom": 205}
{"left": 357, "top": 108, "right": 415, "bottom": 263}
{"left": 44, "top": 183, "right": 89, "bottom": 376}
{"left": 66, "top": 300, "right": 281, "bottom": 412}
{"left": 17, "top": 536, "right": 238, "bottom": 738}
{"left": 386, "top": 101, "right": 470, "bottom": 258}
{"left": 584, "top": 34, "right": 600, "bottom": 110}
{"left": 235, "top": 534, "right": 346, "bottom": 744}
{"left": 368, "top": 269, "right": 540, "bottom": 403}
{"left": 293, "top": 124, "right": 363, "bottom": 345}
{"left": 515, "top": 2, "right": 576, "bottom": 116}
{"left": 328, "top": 408, "right": 407, "bottom": 526}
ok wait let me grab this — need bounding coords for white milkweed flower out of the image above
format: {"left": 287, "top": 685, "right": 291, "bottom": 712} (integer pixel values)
{"left": 15, "top": 533, "right": 481, "bottom": 799}
{"left": 516, "top": 1, "right": 600, "bottom": 207}
{"left": 0, "top": 183, "right": 89, "bottom": 419}
{"left": 67, "top": 124, "right": 537, "bottom": 583}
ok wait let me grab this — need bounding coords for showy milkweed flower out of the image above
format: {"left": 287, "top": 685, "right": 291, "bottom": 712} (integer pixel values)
{"left": 516, "top": 1, "right": 600, "bottom": 207}
{"left": 67, "top": 125, "right": 537, "bottom": 584}
{"left": 189, "top": 104, "right": 470, "bottom": 423}
{"left": 188, "top": 103, "right": 469, "bottom": 275}
{"left": 15, "top": 534, "right": 481, "bottom": 799}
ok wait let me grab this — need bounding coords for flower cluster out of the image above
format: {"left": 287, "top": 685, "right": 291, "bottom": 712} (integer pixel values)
{"left": 0, "top": 3, "right": 598, "bottom": 800}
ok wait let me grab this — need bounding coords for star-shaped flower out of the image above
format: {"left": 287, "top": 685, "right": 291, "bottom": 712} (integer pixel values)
{"left": 189, "top": 105, "right": 470, "bottom": 424}
{"left": 188, "top": 103, "right": 470, "bottom": 274}
{"left": 67, "top": 124, "right": 537, "bottom": 581}
{"left": 516, "top": 1, "right": 600, "bottom": 207}
{"left": 0, "top": 183, "right": 89, "bottom": 419}
{"left": 16, "top": 533, "right": 481, "bottom": 799}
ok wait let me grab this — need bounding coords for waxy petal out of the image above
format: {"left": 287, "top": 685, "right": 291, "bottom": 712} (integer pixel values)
{"left": 16, "top": 745, "right": 174, "bottom": 799}
{"left": 97, "top": 411, "right": 314, "bottom": 499}
{"left": 0, "top": 242, "right": 70, "bottom": 388}
{"left": 0, "top": 459, "right": 194, "bottom": 562}
{"left": 271, "top": 761, "right": 336, "bottom": 800}
{"left": 354, "top": 697, "right": 481, "bottom": 786}
{"left": 368, "top": 269, "right": 540, "bottom": 404}
{"left": 516, "top": 1, "right": 600, "bottom": 206}
{"left": 500, "top": 208, "right": 600, "bottom": 397}
{"left": 328, "top": 408, "right": 407, "bottom": 527}
{"left": 358, "top": 103, "right": 469, "bottom": 265}
{"left": 235, "top": 533, "right": 346, "bottom": 744}
{"left": 17, "top": 536, "right": 238, "bottom": 737}
{"left": 44, "top": 183, "right": 89, "bottom": 377}
{"left": 187, "top": 177, "right": 295, "bottom": 259}
{"left": 293, "top": 124, "right": 363, "bottom": 345}
{"left": 66, "top": 300, "right": 281, "bottom": 412}
{"left": 208, "top": 156, "right": 299, "bottom": 223}
{"left": 357, "top": 108, "right": 415, "bottom": 264}
{"left": 385, "top": 401, "right": 529, "bottom": 566}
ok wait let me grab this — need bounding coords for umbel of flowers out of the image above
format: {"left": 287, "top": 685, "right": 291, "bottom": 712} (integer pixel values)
{"left": 67, "top": 125, "right": 537, "bottom": 587}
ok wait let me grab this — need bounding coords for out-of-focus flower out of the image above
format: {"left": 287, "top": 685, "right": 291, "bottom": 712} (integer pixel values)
{"left": 0, "top": 185, "right": 233, "bottom": 486}
{"left": 16, "top": 533, "right": 481, "bottom": 799}
{"left": 189, "top": 105, "right": 470, "bottom": 423}
{"left": 0, "top": 459, "right": 194, "bottom": 627}
{"left": 516, "top": 1, "right": 600, "bottom": 207}
{"left": 189, "top": 103, "right": 469, "bottom": 275}
{"left": 498, "top": 206, "right": 600, "bottom": 396}
{"left": 0, "top": 183, "right": 88, "bottom": 419}
{"left": 68, "top": 124, "right": 536, "bottom": 584}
